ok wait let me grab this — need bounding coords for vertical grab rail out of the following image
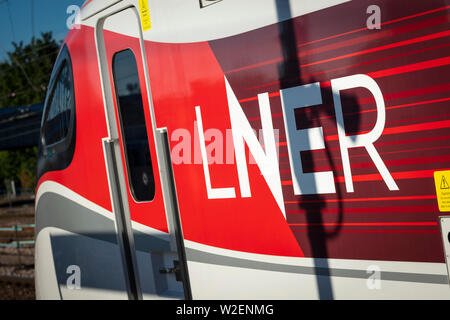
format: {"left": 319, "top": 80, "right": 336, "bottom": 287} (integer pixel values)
{"left": 156, "top": 128, "right": 192, "bottom": 300}
{"left": 103, "top": 138, "right": 142, "bottom": 300}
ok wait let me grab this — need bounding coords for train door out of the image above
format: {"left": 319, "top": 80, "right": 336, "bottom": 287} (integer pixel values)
{"left": 97, "top": 7, "right": 191, "bottom": 299}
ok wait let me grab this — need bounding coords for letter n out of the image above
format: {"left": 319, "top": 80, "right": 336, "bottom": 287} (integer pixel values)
{"left": 225, "top": 76, "right": 286, "bottom": 218}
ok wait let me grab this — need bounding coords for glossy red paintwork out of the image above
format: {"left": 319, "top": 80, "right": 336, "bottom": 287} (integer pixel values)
{"left": 38, "top": 0, "right": 450, "bottom": 262}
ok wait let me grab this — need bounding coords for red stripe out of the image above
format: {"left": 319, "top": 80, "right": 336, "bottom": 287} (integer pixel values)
{"left": 381, "top": 110, "right": 450, "bottom": 127}
{"left": 357, "top": 82, "right": 450, "bottom": 105}
{"left": 324, "top": 119, "right": 450, "bottom": 142}
{"left": 300, "top": 43, "right": 450, "bottom": 85}
{"left": 337, "top": 169, "right": 438, "bottom": 183}
{"left": 280, "top": 139, "right": 450, "bottom": 154}
{"left": 300, "top": 30, "right": 450, "bottom": 68}
{"left": 281, "top": 168, "right": 446, "bottom": 186}
{"left": 240, "top": 91, "right": 280, "bottom": 103}
{"left": 376, "top": 133, "right": 450, "bottom": 148}
{"left": 383, "top": 119, "right": 450, "bottom": 135}
{"left": 320, "top": 108, "right": 450, "bottom": 137}
{"left": 320, "top": 110, "right": 450, "bottom": 138}
{"left": 284, "top": 195, "right": 436, "bottom": 204}
{"left": 239, "top": 57, "right": 450, "bottom": 104}
{"left": 292, "top": 229, "right": 440, "bottom": 234}
{"left": 303, "top": 144, "right": 450, "bottom": 165}
{"left": 302, "top": 134, "right": 450, "bottom": 156}
{"left": 309, "top": 154, "right": 450, "bottom": 173}
{"left": 289, "top": 222, "right": 438, "bottom": 226}
{"left": 296, "top": 6, "right": 450, "bottom": 48}
{"left": 248, "top": 66, "right": 450, "bottom": 124}
{"left": 319, "top": 57, "right": 450, "bottom": 89}
{"left": 226, "top": 10, "right": 450, "bottom": 75}
{"left": 286, "top": 205, "right": 436, "bottom": 214}
{"left": 368, "top": 56, "right": 450, "bottom": 79}
{"left": 294, "top": 15, "right": 448, "bottom": 60}
{"left": 245, "top": 42, "right": 450, "bottom": 93}
{"left": 306, "top": 96, "right": 450, "bottom": 123}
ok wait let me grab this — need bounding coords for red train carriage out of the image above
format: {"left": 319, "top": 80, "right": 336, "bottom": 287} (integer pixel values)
{"left": 35, "top": 0, "right": 450, "bottom": 299}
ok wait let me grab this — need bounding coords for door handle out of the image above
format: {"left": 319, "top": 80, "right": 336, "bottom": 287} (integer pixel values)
{"left": 159, "top": 260, "right": 182, "bottom": 282}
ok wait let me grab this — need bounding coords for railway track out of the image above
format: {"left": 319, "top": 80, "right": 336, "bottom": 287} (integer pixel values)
{"left": 0, "top": 224, "right": 35, "bottom": 248}
{"left": 0, "top": 275, "right": 34, "bottom": 287}
{"left": 0, "top": 204, "right": 36, "bottom": 299}
{"left": 0, "top": 195, "right": 35, "bottom": 208}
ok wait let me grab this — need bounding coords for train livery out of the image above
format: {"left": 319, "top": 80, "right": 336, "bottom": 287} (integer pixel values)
{"left": 35, "top": 0, "right": 450, "bottom": 299}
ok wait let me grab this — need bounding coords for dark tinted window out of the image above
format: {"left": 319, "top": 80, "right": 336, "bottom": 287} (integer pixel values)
{"left": 112, "top": 49, "right": 155, "bottom": 202}
{"left": 43, "top": 60, "right": 74, "bottom": 145}
{"left": 37, "top": 45, "right": 76, "bottom": 181}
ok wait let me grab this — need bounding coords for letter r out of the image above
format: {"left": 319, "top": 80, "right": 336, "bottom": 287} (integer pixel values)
{"left": 331, "top": 74, "right": 398, "bottom": 192}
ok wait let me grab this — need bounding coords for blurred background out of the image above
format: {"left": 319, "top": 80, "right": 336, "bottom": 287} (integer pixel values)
{"left": 0, "top": 0, "right": 83, "bottom": 299}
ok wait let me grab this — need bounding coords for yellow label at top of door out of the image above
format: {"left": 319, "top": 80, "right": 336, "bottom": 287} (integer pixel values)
{"left": 139, "top": 0, "right": 152, "bottom": 31}
{"left": 434, "top": 170, "right": 450, "bottom": 212}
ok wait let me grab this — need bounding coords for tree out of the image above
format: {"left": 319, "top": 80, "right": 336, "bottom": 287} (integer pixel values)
{"left": 0, "top": 32, "right": 60, "bottom": 108}
{"left": 0, "top": 32, "right": 61, "bottom": 191}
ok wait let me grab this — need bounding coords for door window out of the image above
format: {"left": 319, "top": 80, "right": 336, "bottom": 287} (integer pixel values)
{"left": 112, "top": 49, "right": 155, "bottom": 202}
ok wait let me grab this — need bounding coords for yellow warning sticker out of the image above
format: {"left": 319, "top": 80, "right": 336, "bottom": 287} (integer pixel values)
{"left": 139, "top": 0, "right": 151, "bottom": 31}
{"left": 434, "top": 170, "right": 450, "bottom": 212}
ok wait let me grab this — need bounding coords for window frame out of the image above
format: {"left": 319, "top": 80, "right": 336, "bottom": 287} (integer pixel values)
{"left": 111, "top": 48, "right": 156, "bottom": 203}
{"left": 40, "top": 45, "right": 76, "bottom": 156}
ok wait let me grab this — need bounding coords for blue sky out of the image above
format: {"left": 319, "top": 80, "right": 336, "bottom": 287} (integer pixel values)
{"left": 0, "top": 0, "right": 85, "bottom": 62}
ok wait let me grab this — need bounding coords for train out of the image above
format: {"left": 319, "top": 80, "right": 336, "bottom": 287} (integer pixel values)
{"left": 35, "top": 0, "right": 450, "bottom": 299}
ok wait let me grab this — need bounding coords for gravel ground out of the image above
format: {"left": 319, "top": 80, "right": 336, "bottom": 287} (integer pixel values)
{"left": 0, "top": 283, "right": 35, "bottom": 300}
{"left": 0, "top": 205, "right": 35, "bottom": 300}
{"left": 0, "top": 248, "right": 35, "bottom": 300}
{"left": 0, "top": 247, "right": 34, "bottom": 278}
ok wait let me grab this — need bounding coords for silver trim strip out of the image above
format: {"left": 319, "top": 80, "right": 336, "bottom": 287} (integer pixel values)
{"left": 186, "top": 248, "right": 449, "bottom": 285}
{"left": 35, "top": 191, "right": 171, "bottom": 252}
